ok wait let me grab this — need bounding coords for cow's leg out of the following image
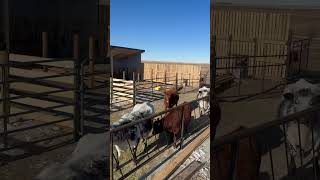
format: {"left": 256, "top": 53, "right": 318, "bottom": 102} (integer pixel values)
{"left": 143, "top": 137, "right": 148, "bottom": 153}
{"left": 173, "top": 134, "right": 177, "bottom": 149}
{"left": 132, "top": 139, "right": 140, "bottom": 165}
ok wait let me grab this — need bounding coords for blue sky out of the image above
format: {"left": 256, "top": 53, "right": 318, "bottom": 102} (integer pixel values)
{"left": 110, "top": 0, "right": 210, "bottom": 64}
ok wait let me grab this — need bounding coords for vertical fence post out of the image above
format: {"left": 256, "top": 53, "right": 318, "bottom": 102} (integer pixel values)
{"left": 305, "top": 40, "right": 310, "bottom": 70}
{"left": 73, "top": 34, "right": 80, "bottom": 141}
{"left": 164, "top": 71, "right": 167, "bottom": 91}
{"left": 286, "top": 29, "right": 293, "bottom": 81}
{"left": 73, "top": 34, "right": 79, "bottom": 59}
{"left": 228, "top": 34, "right": 233, "bottom": 73}
{"left": 151, "top": 69, "right": 154, "bottom": 101}
{"left": 189, "top": 73, "right": 191, "bottom": 87}
{"left": 73, "top": 58, "right": 81, "bottom": 141}
{"left": 212, "top": 35, "right": 217, "bottom": 90}
{"left": 253, "top": 37, "right": 258, "bottom": 78}
{"left": 89, "top": 36, "right": 95, "bottom": 88}
{"left": 137, "top": 72, "right": 140, "bottom": 82}
{"left": 0, "top": 49, "right": 9, "bottom": 147}
{"left": 199, "top": 72, "right": 202, "bottom": 88}
{"left": 238, "top": 57, "right": 242, "bottom": 96}
{"left": 80, "top": 62, "right": 85, "bottom": 136}
{"left": 175, "top": 72, "right": 178, "bottom": 90}
{"left": 42, "top": 32, "right": 48, "bottom": 58}
{"left": 123, "top": 71, "right": 125, "bottom": 80}
{"left": 262, "top": 62, "right": 266, "bottom": 92}
{"left": 133, "top": 72, "right": 136, "bottom": 105}
{"left": 299, "top": 41, "right": 303, "bottom": 75}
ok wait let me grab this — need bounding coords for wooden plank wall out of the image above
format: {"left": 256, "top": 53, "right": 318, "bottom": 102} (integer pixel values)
{"left": 141, "top": 61, "right": 209, "bottom": 86}
{"left": 211, "top": 6, "right": 291, "bottom": 80}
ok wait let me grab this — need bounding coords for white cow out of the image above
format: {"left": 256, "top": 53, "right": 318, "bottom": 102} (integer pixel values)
{"left": 111, "top": 102, "right": 155, "bottom": 162}
{"left": 277, "top": 78, "right": 320, "bottom": 173}
{"left": 197, "top": 86, "right": 210, "bottom": 115}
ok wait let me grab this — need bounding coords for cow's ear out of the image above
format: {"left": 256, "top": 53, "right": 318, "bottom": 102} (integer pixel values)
{"left": 283, "top": 93, "right": 294, "bottom": 101}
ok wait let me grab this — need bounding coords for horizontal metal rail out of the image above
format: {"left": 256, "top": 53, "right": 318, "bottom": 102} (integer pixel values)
{"left": 110, "top": 95, "right": 208, "bottom": 133}
{"left": 213, "top": 105, "right": 320, "bottom": 148}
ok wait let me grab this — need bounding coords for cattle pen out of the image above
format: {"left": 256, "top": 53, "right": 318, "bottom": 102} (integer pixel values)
{"left": 110, "top": 70, "right": 209, "bottom": 112}
{"left": 0, "top": 31, "right": 110, "bottom": 174}
{"left": 110, "top": 95, "right": 210, "bottom": 180}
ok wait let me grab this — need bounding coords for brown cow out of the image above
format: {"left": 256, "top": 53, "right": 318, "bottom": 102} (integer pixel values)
{"left": 163, "top": 86, "right": 183, "bottom": 110}
{"left": 153, "top": 102, "right": 191, "bottom": 148}
{"left": 212, "top": 126, "right": 261, "bottom": 180}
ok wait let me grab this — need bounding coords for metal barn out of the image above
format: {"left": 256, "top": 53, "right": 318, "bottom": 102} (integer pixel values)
{"left": 110, "top": 45, "right": 145, "bottom": 80}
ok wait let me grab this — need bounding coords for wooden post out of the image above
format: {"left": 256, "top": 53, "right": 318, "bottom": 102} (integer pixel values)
{"left": 164, "top": 72, "right": 167, "bottom": 91}
{"left": 73, "top": 34, "right": 79, "bottom": 59}
{"left": 133, "top": 72, "right": 136, "bottom": 105}
{"left": 123, "top": 71, "right": 125, "bottom": 80}
{"left": 137, "top": 73, "right": 140, "bottom": 82}
{"left": 89, "top": 36, "right": 95, "bottom": 88}
{"left": 0, "top": 50, "right": 9, "bottom": 147}
{"left": 151, "top": 69, "right": 154, "bottom": 100}
{"left": 199, "top": 72, "right": 202, "bottom": 88}
{"left": 42, "top": 32, "right": 48, "bottom": 58}
{"left": 189, "top": 73, "right": 191, "bottom": 87}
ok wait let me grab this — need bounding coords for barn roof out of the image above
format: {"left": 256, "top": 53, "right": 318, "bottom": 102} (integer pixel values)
{"left": 111, "top": 45, "right": 145, "bottom": 59}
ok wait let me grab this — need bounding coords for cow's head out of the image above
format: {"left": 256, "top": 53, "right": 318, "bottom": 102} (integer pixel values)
{"left": 282, "top": 79, "right": 320, "bottom": 115}
{"left": 197, "top": 86, "right": 210, "bottom": 99}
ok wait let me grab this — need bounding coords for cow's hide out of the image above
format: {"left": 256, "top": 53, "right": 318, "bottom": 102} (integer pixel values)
{"left": 111, "top": 102, "right": 155, "bottom": 158}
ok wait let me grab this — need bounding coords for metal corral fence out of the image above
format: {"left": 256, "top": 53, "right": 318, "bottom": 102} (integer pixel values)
{"left": 212, "top": 105, "right": 320, "bottom": 180}
{"left": 110, "top": 96, "right": 210, "bottom": 180}
{"left": 0, "top": 32, "right": 109, "bottom": 157}
{"left": 111, "top": 71, "right": 207, "bottom": 112}
{"left": 212, "top": 35, "right": 311, "bottom": 99}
